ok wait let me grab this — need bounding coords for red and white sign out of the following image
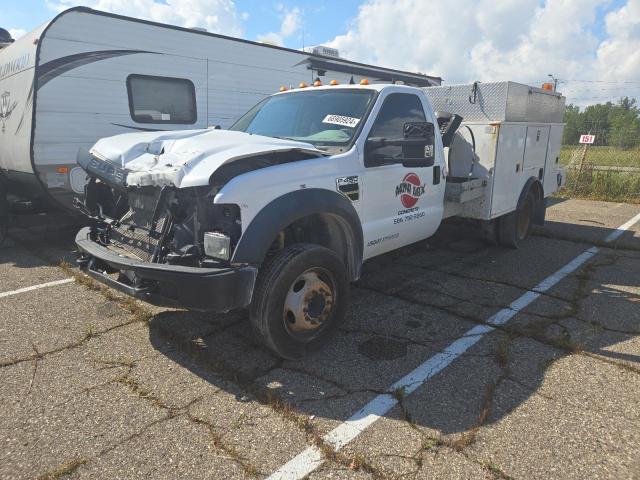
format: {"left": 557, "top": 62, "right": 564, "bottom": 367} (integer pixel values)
{"left": 579, "top": 134, "right": 595, "bottom": 144}
{"left": 395, "top": 172, "right": 425, "bottom": 208}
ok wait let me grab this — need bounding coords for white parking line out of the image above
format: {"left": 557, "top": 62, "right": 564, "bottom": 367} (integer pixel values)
{"left": 267, "top": 212, "right": 640, "bottom": 480}
{"left": 605, "top": 212, "right": 640, "bottom": 243}
{"left": 0, "top": 278, "right": 74, "bottom": 299}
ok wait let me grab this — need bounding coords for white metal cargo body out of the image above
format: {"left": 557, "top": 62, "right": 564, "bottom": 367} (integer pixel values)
{"left": 0, "top": 7, "right": 439, "bottom": 213}
{"left": 424, "top": 82, "right": 565, "bottom": 220}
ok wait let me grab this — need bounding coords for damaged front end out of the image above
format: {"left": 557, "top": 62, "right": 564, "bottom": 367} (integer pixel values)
{"left": 74, "top": 160, "right": 256, "bottom": 312}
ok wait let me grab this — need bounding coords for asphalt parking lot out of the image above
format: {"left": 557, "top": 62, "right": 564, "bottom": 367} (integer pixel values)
{"left": 1, "top": 198, "right": 639, "bottom": 480}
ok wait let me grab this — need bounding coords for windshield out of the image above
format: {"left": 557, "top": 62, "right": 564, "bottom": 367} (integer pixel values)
{"left": 230, "top": 89, "right": 376, "bottom": 148}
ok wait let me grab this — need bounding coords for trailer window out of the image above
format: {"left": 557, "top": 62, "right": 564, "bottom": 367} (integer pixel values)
{"left": 127, "top": 75, "right": 197, "bottom": 124}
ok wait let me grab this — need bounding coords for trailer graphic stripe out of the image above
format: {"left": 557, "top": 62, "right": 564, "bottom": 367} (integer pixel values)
{"left": 14, "top": 80, "right": 34, "bottom": 135}
{"left": 266, "top": 212, "right": 640, "bottom": 480}
{"left": 36, "top": 50, "right": 157, "bottom": 90}
{"left": 109, "top": 123, "right": 167, "bottom": 132}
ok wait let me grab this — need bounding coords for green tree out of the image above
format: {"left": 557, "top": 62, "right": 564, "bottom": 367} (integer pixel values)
{"left": 607, "top": 97, "right": 640, "bottom": 149}
{"left": 563, "top": 104, "right": 582, "bottom": 144}
{"left": 562, "top": 97, "right": 640, "bottom": 148}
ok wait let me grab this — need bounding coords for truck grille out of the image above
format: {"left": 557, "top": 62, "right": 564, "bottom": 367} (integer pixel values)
{"left": 109, "top": 190, "right": 169, "bottom": 262}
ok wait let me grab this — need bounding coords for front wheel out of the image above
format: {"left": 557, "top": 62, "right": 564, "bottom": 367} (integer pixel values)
{"left": 250, "top": 244, "right": 349, "bottom": 359}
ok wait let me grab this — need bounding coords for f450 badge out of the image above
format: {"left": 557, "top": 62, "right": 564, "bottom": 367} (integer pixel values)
{"left": 336, "top": 175, "right": 359, "bottom": 202}
{"left": 395, "top": 172, "right": 425, "bottom": 208}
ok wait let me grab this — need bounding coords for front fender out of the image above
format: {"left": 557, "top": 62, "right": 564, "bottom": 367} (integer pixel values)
{"left": 231, "top": 188, "right": 363, "bottom": 278}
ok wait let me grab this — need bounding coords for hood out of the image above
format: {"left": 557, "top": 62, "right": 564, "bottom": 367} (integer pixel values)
{"left": 89, "top": 129, "right": 325, "bottom": 188}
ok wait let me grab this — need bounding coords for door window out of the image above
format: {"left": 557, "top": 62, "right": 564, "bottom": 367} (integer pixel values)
{"left": 366, "top": 93, "right": 426, "bottom": 165}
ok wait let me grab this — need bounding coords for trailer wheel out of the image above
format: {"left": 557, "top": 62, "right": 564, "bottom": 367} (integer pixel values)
{"left": 497, "top": 190, "right": 535, "bottom": 248}
{"left": 250, "top": 243, "right": 349, "bottom": 359}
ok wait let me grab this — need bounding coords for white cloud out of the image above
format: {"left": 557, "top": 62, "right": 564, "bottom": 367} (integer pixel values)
{"left": 280, "top": 7, "right": 301, "bottom": 37}
{"left": 257, "top": 6, "right": 301, "bottom": 46}
{"left": 326, "top": 0, "right": 640, "bottom": 105}
{"left": 47, "top": 0, "right": 245, "bottom": 36}
{"left": 8, "top": 28, "right": 27, "bottom": 40}
{"left": 593, "top": 0, "right": 640, "bottom": 81}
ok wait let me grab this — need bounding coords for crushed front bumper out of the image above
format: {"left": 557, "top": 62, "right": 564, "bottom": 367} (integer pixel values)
{"left": 75, "top": 227, "right": 257, "bottom": 312}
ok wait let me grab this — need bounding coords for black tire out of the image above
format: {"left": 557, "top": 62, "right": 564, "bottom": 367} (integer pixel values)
{"left": 497, "top": 190, "right": 535, "bottom": 248}
{"left": 250, "top": 243, "right": 349, "bottom": 359}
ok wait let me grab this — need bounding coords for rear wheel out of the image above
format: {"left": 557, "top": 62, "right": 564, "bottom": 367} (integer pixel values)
{"left": 497, "top": 190, "right": 535, "bottom": 248}
{"left": 250, "top": 243, "right": 349, "bottom": 359}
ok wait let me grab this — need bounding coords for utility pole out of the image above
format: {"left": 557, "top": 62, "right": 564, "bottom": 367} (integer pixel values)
{"left": 547, "top": 74, "right": 559, "bottom": 92}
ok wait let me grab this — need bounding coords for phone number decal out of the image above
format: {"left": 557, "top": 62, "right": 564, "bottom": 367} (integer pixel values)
{"left": 394, "top": 210, "right": 425, "bottom": 224}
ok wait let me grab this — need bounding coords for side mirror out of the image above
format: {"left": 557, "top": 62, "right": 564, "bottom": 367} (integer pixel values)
{"left": 365, "top": 121, "right": 435, "bottom": 168}
{"left": 402, "top": 122, "right": 435, "bottom": 167}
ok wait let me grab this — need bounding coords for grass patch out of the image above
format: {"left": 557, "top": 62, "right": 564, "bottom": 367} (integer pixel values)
{"left": 484, "top": 461, "right": 515, "bottom": 479}
{"left": 494, "top": 334, "right": 512, "bottom": 369}
{"left": 555, "top": 168, "right": 640, "bottom": 204}
{"left": 37, "top": 458, "right": 86, "bottom": 479}
{"left": 560, "top": 145, "right": 640, "bottom": 168}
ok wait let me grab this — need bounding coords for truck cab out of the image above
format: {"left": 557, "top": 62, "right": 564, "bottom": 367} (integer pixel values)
{"left": 75, "top": 82, "right": 563, "bottom": 358}
{"left": 222, "top": 83, "right": 447, "bottom": 260}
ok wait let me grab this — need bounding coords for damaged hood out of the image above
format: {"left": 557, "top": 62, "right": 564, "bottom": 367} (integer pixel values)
{"left": 89, "top": 129, "right": 325, "bottom": 188}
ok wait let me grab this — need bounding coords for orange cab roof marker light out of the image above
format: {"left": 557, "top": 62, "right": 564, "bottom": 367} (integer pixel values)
{"left": 299, "top": 82, "right": 308, "bottom": 88}
{"left": 313, "top": 79, "right": 322, "bottom": 87}
{"left": 279, "top": 86, "right": 288, "bottom": 92}
{"left": 360, "top": 78, "right": 370, "bottom": 85}
{"left": 330, "top": 80, "right": 339, "bottom": 85}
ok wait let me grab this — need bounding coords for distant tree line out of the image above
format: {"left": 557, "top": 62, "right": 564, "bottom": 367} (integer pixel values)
{"left": 563, "top": 97, "right": 640, "bottom": 149}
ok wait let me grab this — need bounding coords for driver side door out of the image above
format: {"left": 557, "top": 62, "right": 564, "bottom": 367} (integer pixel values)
{"left": 357, "top": 92, "right": 443, "bottom": 259}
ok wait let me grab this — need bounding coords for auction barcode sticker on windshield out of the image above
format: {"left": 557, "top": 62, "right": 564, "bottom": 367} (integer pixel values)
{"left": 322, "top": 114, "right": 360, "bottom": 128}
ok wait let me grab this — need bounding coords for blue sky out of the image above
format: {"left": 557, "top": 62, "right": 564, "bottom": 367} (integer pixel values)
{"left": 3, "top": 0, "right": 640, "bottom": 105}
{"left": 3, "top": 0, "right": 628, "bottom": 47}
{"left": 1, "top": 0, "right": 361, "bottom": 48}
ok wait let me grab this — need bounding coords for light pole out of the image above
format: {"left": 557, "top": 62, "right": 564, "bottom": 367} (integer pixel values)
{"left": 548, "top": 74, "right": 558, "bottom": 92}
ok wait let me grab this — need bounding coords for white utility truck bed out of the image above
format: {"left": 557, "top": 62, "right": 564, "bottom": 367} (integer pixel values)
{"left": 424, "top": 81, "right": 565, "bottom": 220}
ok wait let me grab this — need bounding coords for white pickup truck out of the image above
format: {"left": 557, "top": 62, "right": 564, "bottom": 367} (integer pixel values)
{"left": 75, "top": 81, "right": 565, "bottom": 358}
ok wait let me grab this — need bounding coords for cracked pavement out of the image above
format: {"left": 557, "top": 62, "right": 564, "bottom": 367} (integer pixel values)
{"left": 0, "top": 198, "right": 639, "bottom": 479}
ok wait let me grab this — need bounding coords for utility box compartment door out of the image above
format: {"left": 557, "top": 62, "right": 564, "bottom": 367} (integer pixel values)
{"left": 490, "top": 124, "right": 527, "bottom": 218}
{"left": 523, "top": 125, "right": 550, "bottom": 170}
{"left": 543, "top": 125, "right": 564, "bottom": 196}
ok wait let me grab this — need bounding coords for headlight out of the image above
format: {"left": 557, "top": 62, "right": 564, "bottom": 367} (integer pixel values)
{"left": 204, "top": 232, "right": 231, "bottom": 260}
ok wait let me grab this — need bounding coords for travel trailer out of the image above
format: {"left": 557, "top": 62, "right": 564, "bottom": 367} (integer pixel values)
{"left": 0, "top": 6, "right": 439, "bottom": 238}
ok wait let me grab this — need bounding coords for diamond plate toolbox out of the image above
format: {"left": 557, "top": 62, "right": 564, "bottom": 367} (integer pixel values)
{"left": 423, "top": 81, "right": 565, "bottom": 123}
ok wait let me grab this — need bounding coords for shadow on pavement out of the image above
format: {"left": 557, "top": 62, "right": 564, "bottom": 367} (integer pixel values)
{"left": 147, "top": 220, "right": 640, "bottom": 435}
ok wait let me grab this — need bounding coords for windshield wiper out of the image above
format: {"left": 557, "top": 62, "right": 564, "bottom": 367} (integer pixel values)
{"left": 272, "top": 135, "right": 296, "bottom": 141}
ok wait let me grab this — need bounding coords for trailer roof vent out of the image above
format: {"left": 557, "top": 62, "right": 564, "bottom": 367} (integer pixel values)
{"left": 0, "top": 28, "right": 14, "bottom": 49}
{"left": 305, "top": 45, "right": 340, "bottom": 58}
